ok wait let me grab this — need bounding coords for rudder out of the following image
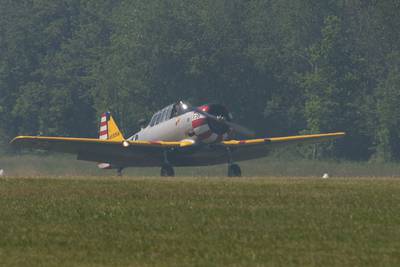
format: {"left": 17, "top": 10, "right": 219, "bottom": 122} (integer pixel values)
{"left": 99, "top": 112, "right": 124, "bottom": 141}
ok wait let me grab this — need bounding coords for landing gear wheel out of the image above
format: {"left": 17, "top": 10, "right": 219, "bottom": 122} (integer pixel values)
{"left": 228, "top": 164, "right": 242, "bottom": 177}
{"left": 160, "top": 165, "right": 175, "bottom": 177}
{"left": 117, "top": 167, "right": 123, "bottom": 177}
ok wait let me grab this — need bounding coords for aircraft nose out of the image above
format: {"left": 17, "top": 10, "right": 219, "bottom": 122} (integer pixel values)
{"left": 191, "top": 104, "right": 231, "bottom": 143}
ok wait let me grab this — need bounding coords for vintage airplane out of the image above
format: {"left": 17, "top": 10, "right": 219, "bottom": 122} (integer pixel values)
{"left": 11, "top": 101, "right": 345, "bottom": 176}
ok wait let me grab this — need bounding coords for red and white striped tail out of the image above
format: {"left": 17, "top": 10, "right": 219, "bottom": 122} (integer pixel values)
{"left": 98, "top": 112, "right": 111, "bottom": 170}
{"left": 97, "top": 111, "right": 124, "bottom": 171}
{"left": 99, "top": 112, "right": 109, "bottom": 140}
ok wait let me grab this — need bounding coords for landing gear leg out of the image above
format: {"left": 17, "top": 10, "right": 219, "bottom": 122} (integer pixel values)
{"left": 160, "top": 150, "right": 175, "bottom": 177}
{"left": 117, "top": 167, "right": 123, "bottom": 177}
{"left": 226, "top": 148, "right": 242, "bottom": 177}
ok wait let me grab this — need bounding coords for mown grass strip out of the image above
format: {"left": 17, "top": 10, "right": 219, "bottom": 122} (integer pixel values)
{"left": 0, "top": 177, "right": 399, "bottom": 266}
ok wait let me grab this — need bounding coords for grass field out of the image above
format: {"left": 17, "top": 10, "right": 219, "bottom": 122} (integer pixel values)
{"left": 2, "top": 154, "right": 400, "bottom": 177}
{"left": 0, "top": 176, "right": 400, "bottom": 266}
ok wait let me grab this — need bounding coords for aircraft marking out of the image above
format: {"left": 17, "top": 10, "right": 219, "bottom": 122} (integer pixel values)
{"left": 109, "top": 132, "right": 120, "bottom": 139}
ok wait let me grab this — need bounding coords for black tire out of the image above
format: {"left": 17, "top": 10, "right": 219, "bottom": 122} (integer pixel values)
{"left": 161, "top": 165, "right": 175, "bottom": 177}
{"left": 228, "top": 164, "right": 242, "bottom": 177}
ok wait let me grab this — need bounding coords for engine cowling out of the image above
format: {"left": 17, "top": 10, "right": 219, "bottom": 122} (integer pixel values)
{"left": 191, "top": 104, "right": 232, "bottom": 143}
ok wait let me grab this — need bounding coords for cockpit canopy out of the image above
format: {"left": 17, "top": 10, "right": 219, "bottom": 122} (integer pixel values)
{"left": 148, "top": 101, "right": 190, "bottom": 127}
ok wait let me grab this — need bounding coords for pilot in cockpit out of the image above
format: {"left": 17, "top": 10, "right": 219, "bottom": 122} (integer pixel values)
{"left": 171, "top": 101, "right": 189, "bottom": 118}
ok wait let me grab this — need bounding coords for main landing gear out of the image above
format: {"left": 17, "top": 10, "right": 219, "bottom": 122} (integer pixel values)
{"left": 228, "top": 163, "right": 242, "bottom": 177}
{"left": 160, "top": 150, "right": 175, "bottom": 177}
{"left": 226, "top": 148, "right": 242, "bottom": 177}
{"left": 161, "top": 164, "right": 175, "bottom": 177}
{"left": 117, "top": 167, "right": 124, "bottom": 177}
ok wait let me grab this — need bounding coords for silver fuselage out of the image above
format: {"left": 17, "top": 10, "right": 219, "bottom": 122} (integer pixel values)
{"left": 129, "top": 111, "right": 195, "bottom": 142}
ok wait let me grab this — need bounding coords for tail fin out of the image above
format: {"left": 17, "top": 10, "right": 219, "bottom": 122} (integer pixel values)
{"left": 99, "top": 112, "right": 124, "bottom": 141}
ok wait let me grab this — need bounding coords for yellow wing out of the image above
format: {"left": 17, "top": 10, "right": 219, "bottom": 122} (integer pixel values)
{"left": 10, "top": 132, "right": 344, "bottom": 167}
{"left": 222, "top": 132, "right": 345, "bottom": 147}
{"left": 10, "top": 110, "right": 197, "bottom": 167}
{"left": 10, "top": 136, "right": 194, "bottom": 167}
{"left": 11, "top": 136, "right": 194, "bottom": 149}
{"left": 218, "top": 132, "right": 345, "bottom": 162}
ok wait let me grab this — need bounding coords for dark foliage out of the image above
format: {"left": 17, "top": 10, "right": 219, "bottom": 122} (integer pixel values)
{"left": 1, "top": 0, "right": 399, "bottom": 161}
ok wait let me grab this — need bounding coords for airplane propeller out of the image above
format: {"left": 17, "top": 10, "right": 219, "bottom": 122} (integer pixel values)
{"left": 186, "top": 103, "right": 255, "bottom": 137}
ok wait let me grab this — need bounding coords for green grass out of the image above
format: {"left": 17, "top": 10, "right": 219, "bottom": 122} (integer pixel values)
{"left": 2, "top": 154, "right": 400, "bottom": 177}
{"left": 0, "top": 177, "right": 400, "bottom": 266}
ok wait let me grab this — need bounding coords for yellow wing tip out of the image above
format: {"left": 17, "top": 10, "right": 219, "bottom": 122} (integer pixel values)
{"left": 318, "top": 131, "right": 346, "bottom": 136}
{"left": 10, "top": 136, "right": 31, "bottom": 144}
{"left": 326, "top": 132, "right": 346, "bottom": 137}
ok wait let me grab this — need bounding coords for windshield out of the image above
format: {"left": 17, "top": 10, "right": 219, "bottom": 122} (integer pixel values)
{"left": 171, "top": 101, "right": 190, "bottom": 118}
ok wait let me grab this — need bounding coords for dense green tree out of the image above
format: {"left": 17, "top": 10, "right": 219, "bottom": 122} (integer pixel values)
{"left": 298, "top": 15, "right": 370, "bottom": 159}
{"left": 374, "top": 54, "right": 400, "bottom": 161}
{"left": 1, "top": 0, "right": 400, "bottom": 161}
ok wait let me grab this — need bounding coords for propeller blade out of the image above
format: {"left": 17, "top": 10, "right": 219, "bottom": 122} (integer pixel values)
{"left": 224, "top": 121, "right": 255, "bottom": 137}
{"left": 191, "top": 106, "right": 255, "bottom": 137}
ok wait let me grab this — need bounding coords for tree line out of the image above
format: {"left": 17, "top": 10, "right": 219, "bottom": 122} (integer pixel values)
{"left": 1, "top": 0, "right": 400, "bottom": 161}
